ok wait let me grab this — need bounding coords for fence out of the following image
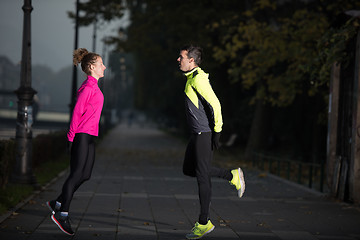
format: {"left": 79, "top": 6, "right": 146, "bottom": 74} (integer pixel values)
{"left": 252, "top": 152, "right": 326, "bottom": 192}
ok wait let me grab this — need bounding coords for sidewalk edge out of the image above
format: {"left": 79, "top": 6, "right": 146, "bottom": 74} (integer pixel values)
{"left": 266, "top": 172, "right": 327, "bottom": 197}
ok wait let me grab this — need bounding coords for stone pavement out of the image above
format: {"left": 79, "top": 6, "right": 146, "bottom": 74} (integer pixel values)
{"left": 1, "top": 123, "right": 360, "bottom": 240}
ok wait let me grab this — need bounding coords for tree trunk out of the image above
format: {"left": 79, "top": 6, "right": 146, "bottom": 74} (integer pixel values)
{"left": 244, "top": 99, "right": 270, "bottom": 161}
{"left": 350, "top": 30, "right": 360, "bottom": 203}
{"left": 326, "top": 62, "right": 340, "bottom": 193}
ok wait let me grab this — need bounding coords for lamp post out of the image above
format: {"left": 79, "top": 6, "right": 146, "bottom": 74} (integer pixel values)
{"left": 12, "top": 0, "right": 37, "bottom": 184}
{"left": 92, "top": 14, "right": 97, "bottom": 52}
{"left": 70, "top": 0, "right": 80, "bottom": 116}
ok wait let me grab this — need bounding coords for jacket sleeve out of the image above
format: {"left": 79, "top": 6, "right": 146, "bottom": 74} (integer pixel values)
{"left": 67, "top": 86, "right": 93, "bottom": 142}
{"left": 192, "top": 75, "right": 223, "bottom": 133}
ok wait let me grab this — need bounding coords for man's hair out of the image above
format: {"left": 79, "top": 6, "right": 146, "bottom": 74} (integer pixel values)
{"left": 181, "top": 45, "right": 203, "bottom": 66}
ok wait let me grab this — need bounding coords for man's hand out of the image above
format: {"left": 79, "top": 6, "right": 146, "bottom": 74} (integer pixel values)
{"left": 212, "top": 132, "right": 221, "bottom": 150}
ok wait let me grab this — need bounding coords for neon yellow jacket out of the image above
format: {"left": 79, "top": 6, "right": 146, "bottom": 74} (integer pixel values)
{"left": 184, "top": 67, "right": 223, "bottom": 133}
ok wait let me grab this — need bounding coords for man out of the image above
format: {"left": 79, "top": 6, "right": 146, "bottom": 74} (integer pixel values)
{"left": 177, "top": 45, "right": 245, "bottom": 239}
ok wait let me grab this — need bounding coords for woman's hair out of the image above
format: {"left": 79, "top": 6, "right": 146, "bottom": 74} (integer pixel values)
{"left": 73, "top": 48, "right": 101, "bottom": 75}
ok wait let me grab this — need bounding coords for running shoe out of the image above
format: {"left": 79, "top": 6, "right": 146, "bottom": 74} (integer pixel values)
{"left": 46, "top": 200, "right": 58, "bottom": 214}
{"left": 230, "top": 167, "right": 245, "bottom": 198}
{"left": 51, "top": 212, "right": 74, "bottom": 235}
{"left": 186, "top": 220, "right": 215, "bottom": 239}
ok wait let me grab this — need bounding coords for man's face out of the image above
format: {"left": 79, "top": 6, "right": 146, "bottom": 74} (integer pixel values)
{"left": 177, "top": 50, "right": 194, "bottom": 72}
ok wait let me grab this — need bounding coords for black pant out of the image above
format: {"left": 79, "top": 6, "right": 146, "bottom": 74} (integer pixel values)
{"left": 57, "top": 133, "right": 96, "bottom": 212}
{"left": 183, "top": 132, "right": 232, "bottom": 225}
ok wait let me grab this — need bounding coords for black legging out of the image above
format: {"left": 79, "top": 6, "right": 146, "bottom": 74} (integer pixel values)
{"left": 183, "top": 132, "right": 232, "bottom": 225}
{"left": 56, "top": 133, "right": 96, "bottom": 212}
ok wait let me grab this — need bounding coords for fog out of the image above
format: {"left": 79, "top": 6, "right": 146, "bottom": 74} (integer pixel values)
{"left": 0, "top": 0, "right": 128, "bottom": 72}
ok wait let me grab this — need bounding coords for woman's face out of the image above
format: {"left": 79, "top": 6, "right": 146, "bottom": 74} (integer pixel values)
{"left": 91, "top": 57, "right": 106, "bottom": 79}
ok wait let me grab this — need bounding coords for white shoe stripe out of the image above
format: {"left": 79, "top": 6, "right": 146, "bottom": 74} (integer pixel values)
{"left": 46, "top": 202, "right": 55, "bottom": 215}
{"left": 238, "top": 168, "right": 245, "bottom": 198}
{"left": 51, "top": 215, "right": 74, "bottom": 235}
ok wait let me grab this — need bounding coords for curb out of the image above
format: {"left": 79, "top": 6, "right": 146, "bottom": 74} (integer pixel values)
{"left": 266, "top": 171, "right": 327, "bottom": 197}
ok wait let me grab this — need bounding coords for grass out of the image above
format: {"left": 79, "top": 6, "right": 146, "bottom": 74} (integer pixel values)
{"left": 34, "top": 156, "right": 69, "bottom": 186}
{"left": 0, "top": 155, "right": 69, "bottom": 215}
{"left": 0, "top": 184, "right": 34, "bottom": 214}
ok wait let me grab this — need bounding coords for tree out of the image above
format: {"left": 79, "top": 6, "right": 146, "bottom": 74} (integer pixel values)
{"left": 210, "top": 0, "right": 360, "bottom": 160}
{"left": 68, "top": 0, "right": 125, "bottom": 27}
{"left": 74, "top": 0, "right": 360, "bottom": 164}
{"left": 108, "top": 0, "right": 249, "bottom": 130}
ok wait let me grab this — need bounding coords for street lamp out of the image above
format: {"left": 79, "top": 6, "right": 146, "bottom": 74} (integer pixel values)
{"left": 70, "top": 0, "right": 80, "bottom": 117}
{"left": 12, "top": 0, "right": 37, "bottom": 185}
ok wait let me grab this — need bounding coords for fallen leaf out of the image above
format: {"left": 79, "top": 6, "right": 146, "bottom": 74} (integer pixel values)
{"left": 257, "top": 222, "right": 270, "bottom": 228}
{"left": 258, "top": 172, "right": 267, "bottom": 178}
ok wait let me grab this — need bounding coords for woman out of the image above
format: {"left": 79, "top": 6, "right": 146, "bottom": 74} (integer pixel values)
{"left": 46, "top": 48, "right": 106, "bottom": 235}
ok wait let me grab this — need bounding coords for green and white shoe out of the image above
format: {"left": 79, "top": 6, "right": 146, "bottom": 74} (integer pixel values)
{"left": 230, "top": 167, "right": 245, "bottom": 198}
{"left": 186, "top": 220, "right": 215, "bottom": 239}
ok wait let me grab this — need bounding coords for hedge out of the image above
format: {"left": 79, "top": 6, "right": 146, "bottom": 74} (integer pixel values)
{"left": 0, "top": 131, "right": 68, "bottom": 189}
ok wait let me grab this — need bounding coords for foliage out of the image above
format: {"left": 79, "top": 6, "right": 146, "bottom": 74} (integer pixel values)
{"left": 0, "top": 155, "right": 69, "bottom": 215}
{"left": 73, "top": 0, "right": 360, "bottom": 158}
{"left": 211, "top": 0, "right": 360, "bottom": 107}
{"left": 32, "top": 131, "right": 68, "bottom": 167}
{"left": 68, "top": 0, "right": 125, "bottom": 27}
{"left": 0, "top": 132, "right": 70, "bottom": 214}
{"left": 0, "top": 139, "right": 15, "bottom": 189}
{"left": 0, "top": 184, "right": 33, "bottom": 214}
{"left": 0, "top": 131, "right": 68, "bottom": 190}
{"left": 211, "top": 1, "right": 330, "bottom": 107}
{"left": 109, "top": 0, "right": 250, "bottom": 131}
{"left": 34, "top": 155, "right": 69, "bottom": 186}
{"left": 309, "top": 16, "right": 360, "bottom": 92}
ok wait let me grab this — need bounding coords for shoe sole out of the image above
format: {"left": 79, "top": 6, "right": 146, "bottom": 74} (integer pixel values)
{"left": 186, "top": 225, "right": 215, "bottom": 239}
{"left": 203, "top": 225, "right": 215, "bottom": 238}
{"left": 46, "top": 201, "right": 55, "bottom": 215}
{"left": 237, "top": 168, "right": 245, "bottom": 198}
{"left": 51, "top": 215, "right": 74, "bottom": 236}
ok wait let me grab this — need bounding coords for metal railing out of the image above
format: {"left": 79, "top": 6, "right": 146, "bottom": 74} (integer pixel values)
{"left": 252, "top": 152, "right": 325, "bottom": 192}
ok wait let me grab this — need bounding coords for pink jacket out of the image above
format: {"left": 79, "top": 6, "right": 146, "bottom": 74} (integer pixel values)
{"left": 67, "top": 75, "right": 104, "bottom": 142}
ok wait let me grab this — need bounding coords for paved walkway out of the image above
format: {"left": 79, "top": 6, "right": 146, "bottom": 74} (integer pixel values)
{"left": 1, "top": 124, "right": 360, "bottom": 240}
